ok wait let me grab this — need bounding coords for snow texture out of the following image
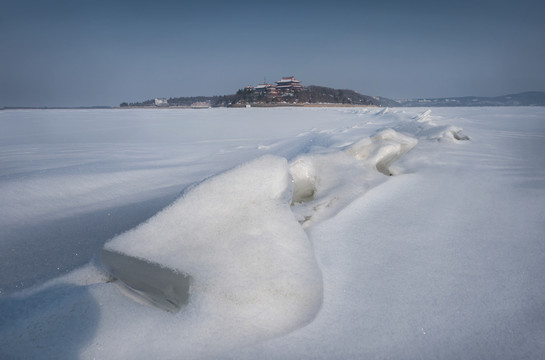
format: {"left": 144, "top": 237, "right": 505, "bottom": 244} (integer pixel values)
{"left": 1, "top": 107, "right": 544, "bottom": 360}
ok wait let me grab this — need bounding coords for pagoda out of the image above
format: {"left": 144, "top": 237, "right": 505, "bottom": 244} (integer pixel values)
{"left": 275, "top": 76, "right": 303, "bottom": 92}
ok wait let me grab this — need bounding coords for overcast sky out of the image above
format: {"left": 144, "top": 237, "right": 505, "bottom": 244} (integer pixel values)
{"left": 1, "top": 0, "right": 544, "bottom": 107}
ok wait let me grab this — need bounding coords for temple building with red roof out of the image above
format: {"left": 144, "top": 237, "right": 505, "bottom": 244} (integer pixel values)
{"left": 275, "top": 76, "right": 303, "bottom": 93}
{"left": 241, "top": 76, "right": 303, "bottom": 104}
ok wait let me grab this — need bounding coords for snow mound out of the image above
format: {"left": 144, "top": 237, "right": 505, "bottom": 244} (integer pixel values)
{"left": 100, "top": 129, "right": 417, "bottom": 314}
{"left": 394, "top": 109, "right": 469, "bottom": 142}
{"left": 346, "top": 129, "right": 418, "bottom": 175}
{"left": 289, "top": 129, "right": 417, "bottom": 226}
{"left": 103, "top": 155, "right": 322, "bottom": 333}
{"left": 428, "top": 125, "right": 470, "bottom": 141}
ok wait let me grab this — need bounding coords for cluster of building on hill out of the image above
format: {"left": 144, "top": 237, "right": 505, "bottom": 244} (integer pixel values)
{"left": 226, "top": 76, "right": 307, "bottom": 106}
{"left": 145, "top": 76, "right": 303, "bottom": 108}
{"left": 123, "top": 75, "right": 398, "bottom": 108}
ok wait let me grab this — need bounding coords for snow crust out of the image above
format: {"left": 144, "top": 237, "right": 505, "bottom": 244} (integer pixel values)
{"left": 1, "top": 107, "right": 544, "bottom": 359}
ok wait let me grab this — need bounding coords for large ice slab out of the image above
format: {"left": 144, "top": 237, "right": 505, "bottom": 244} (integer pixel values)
{"left": 100, "top": 249, "right": 191, "bottom": 312}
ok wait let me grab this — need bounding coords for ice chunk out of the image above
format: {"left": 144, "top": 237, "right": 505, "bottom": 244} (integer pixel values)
{"left": 290, "top": 157, "right": 317, "bottom": 204}
{"left": 375, "top": 107, "right": 389, "bottom": 116}
{"left": 288, "top": 129, "right": 418, "bottom": 227}
{"left": 100, "top": 249, "right": 191, "bottom": 312}
{"left": 448, "top": 127, "right": 470, "bottom": 141}
{"left": 418, "top": 125, "right": 470, "bottom": 141}
{"left": 414, "top": 109, "right": 432, "bottom": 122}
{"left": 346, "top": 129, "right": 418, "bottom": 175}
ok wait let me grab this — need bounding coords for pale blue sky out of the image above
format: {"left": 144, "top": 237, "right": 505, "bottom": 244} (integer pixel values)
{"left": 1, "top": 0, "right": 544, "bottom": 107}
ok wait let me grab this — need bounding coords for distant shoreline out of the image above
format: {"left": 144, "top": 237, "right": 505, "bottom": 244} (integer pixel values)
{"left": 0, "top": 106, "right": 114, "bottom": 110}
{"left": 4, "top": 90, "right": 544, "bottom": 110}
{"left": 3, "top": 89, "right": 545, "bottom": 110}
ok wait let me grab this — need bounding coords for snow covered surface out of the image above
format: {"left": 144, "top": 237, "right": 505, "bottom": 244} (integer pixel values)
{"left": 1, "top": 107, "right": 544, "bottom": 359}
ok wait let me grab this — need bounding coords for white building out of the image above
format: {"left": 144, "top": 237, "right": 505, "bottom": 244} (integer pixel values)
{"left": 154, "top": 98, "right": 169, "bottom": 106}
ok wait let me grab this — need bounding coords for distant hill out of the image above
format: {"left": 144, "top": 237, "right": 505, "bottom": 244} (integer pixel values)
{"left": 397, "top": 91, "right": 545, "bottom": 107}
{"left": 126, "top": 86, "right": 400, "bottom": 108}
{"left": 296, "top": 86, "right": 400, "bottom": 107}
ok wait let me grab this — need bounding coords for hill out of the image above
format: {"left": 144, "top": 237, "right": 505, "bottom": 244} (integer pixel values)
{"left": 398, "top": 91, "right": 545, "bottom": 107}
{"left": 294, "top": 86, "right": 399, "bottom": 107}
{"left": 125, "top": 86, "right": 399, "bottom": 108}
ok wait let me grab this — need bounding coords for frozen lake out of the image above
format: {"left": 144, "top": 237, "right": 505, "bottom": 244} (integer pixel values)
{"left": 1, "top": 107, "right": 544, "bottom": 359}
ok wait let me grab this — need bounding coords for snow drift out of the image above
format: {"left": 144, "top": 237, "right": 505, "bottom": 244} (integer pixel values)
{"left": 99, "top": 127, "right": 418, "bottom": 314}
{"left": 103, "top": 155, "right": 323, "bottom": 330}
